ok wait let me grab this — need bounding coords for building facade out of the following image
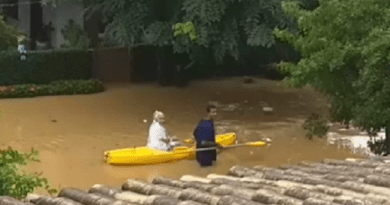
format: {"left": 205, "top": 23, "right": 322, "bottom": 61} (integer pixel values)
{"left": 1, "top": 0, "right": 101, "bottom": 50}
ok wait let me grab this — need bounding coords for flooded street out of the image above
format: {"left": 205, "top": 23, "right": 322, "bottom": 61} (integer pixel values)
{"left": 0, "top": 77, "right": 362, "bottom": 191}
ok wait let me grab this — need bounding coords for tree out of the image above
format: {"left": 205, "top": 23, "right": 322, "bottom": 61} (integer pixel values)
{"left": 0, "top": 15, "right": 21, "bottom": 51}
{"left": 274, "top": 0, "right": 390, "bottom": 155}
{"left": 51, "top": 0, "right": 318, "bottom": 68}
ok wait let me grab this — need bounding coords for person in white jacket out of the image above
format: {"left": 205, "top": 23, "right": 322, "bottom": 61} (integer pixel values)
{"left": 147, "top": 110, "right": 180, "bottom": 151}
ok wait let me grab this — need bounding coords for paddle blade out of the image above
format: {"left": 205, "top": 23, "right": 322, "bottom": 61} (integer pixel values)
{"left": 247, "top": 141, "right": 267, "bottom": 147}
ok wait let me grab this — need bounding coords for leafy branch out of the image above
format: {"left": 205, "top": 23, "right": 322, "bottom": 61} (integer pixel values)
{"left": 0, "top": 147, "right": 59, "bottom": 199}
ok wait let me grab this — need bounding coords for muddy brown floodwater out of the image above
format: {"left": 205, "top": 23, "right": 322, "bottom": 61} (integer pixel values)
{"left": 0, "top": 77, "right": 362, "bottom": 192}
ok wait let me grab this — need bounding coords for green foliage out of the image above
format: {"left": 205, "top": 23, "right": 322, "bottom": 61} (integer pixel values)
{"left": 302, "top": 113, "right": 330, "bottom": 140}
{"left": 275, "top": 0, "right": 390, "bottom": 153}
{"left": 0, "top": 147, "right": 58, "bottom": 199}
{"left": 0, "top": 49, "right": 92, "bottom": 85}
{"left": 0, "top": 79, "right": 104, "bottom": 98}
{"left": 142, "top": 21, "right": 174, "bottom": 47}
{"left": 51, "top": 0, "right": 317, "bottom": 66}
{"left": 0, "top": 15, "right": 21, "bottom": 51}
{"left": 60, "top": 19, "right": 91, "bottom": 49}
{"left": 173, "top": 22, "right": 199, "bottom": 43}
{"left": 173, "top": 0, "right": 295, "bottom": 64}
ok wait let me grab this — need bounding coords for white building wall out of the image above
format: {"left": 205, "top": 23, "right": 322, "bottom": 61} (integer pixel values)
{"left": 42, "top": 2, "right": 84, "bottom": 48}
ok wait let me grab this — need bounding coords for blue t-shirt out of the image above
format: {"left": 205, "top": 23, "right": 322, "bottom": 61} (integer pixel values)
{"left": 193, "top": 119, "right": 217, "bottom": 165}
{"left": 193, "top": 119, "right": 215, "bottom": 147}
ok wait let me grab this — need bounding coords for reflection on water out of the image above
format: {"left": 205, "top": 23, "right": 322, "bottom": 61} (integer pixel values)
{"left": 0, "top": 77, "right": 361, "bottom": 191}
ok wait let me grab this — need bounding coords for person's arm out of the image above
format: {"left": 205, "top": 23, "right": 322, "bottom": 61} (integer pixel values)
{"left": 160, "top": 138, "right": 170, "bottom": 143}
{"left": 211, "top": 121, "right": 222, "bottom": 150}
{"left": 160, "top": 131, "right": 170, "bottom": 143}
{"left": 163, "top": 126, "right": 174, "bottom": 144}
{"left": 193, "top": 121, "right": 201, "bottom": 143}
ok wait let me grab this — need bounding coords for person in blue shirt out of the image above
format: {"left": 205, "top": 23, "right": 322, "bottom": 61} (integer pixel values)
{"left": 193, "top": 105, "right": 223, "bottom": 167}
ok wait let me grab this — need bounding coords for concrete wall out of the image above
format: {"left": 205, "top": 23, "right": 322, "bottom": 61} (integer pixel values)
{"left": 6, "top": 3, "right": 30, "bottom": 36}
{"left": 43, "top": 2, "right": 84, "bottom": 48}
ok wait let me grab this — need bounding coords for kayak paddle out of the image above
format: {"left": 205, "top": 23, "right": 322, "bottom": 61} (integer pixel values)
{"left": 192, "top": 140, "right": 270, "bottom": 152}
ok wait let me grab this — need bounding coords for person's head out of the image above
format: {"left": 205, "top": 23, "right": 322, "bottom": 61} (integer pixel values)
{"left": 207, "top": 105, "right": 217, "bottom": 120}
{"left": 153, "top": 110, "right": 165, "bottom": 123}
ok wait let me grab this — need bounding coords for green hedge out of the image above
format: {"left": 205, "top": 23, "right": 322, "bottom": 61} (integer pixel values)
{"left": 0, "top": 49, "right": 92, "bottom": 85}
{"left": 0, "top": 79, "right": 104, "bottom": 98}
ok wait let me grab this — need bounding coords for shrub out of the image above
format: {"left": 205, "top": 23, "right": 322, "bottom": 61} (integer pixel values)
{"left": 302, "top": 113, "right": 330, "bottom": 140}
{"left": 0, "top": 49, "right": 92, "bottom": 86}
{"left": 0, "top": 79, "right": 104, "bottom": 98}
{"left": 0, "top": 147, "right": 58, "bottom": 199}
{"left": 0, "top": 15, "right": 20, "bottom": 51}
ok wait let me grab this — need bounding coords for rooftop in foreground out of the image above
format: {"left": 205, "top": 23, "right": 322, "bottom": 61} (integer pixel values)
{"left": 3, "top": 157, "right": 390, "bottom": 205}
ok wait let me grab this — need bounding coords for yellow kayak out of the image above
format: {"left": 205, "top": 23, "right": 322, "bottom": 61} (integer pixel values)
{"left": 104, "top": 133, "right": 237, "bottom": 165}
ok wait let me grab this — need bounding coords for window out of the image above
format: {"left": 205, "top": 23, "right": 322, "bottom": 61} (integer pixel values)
{"left": 1, "top": 0, "right": 18, "bottom": 20}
